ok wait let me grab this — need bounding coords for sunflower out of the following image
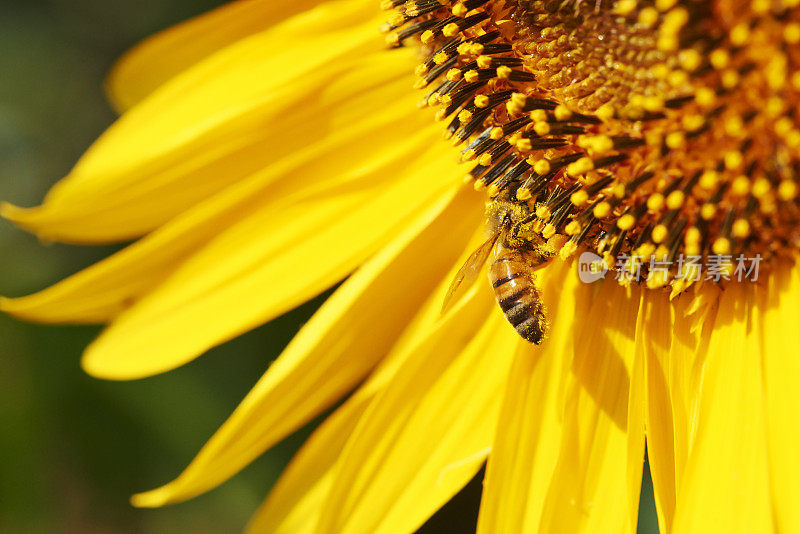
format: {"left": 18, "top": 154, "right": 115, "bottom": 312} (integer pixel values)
{"left": 3, "top": 0, "right": 800, "bottom": 531}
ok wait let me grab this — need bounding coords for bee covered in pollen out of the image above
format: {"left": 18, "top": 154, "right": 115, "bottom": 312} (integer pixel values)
{"left": 444, "top": 190, "right": 555, "bottom": 344}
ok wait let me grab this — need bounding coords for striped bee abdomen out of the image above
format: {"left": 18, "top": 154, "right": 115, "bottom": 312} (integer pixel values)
{"left": 489, "top": 245, "right": 548, "bottom": 344}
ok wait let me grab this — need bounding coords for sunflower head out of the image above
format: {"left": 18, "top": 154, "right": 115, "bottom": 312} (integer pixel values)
{"left": 386, "top": 0, "right": 800, "bottom": 295}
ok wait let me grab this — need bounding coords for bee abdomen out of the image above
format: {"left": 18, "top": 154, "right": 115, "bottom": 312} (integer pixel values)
{"left": 489, "top": 252, "right": 548, "bottom": 344}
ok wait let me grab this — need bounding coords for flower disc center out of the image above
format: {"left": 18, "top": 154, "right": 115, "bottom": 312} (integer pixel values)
{"left": 384, "top": 0, "right": 800, "bottom": 293}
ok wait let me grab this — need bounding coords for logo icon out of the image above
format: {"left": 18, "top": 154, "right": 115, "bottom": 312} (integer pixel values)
{"left": 577, "top": 251, "right": 608, "bottom": 283}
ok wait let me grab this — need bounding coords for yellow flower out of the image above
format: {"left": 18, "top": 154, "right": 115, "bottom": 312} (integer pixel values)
{"left": 3, "top": 0, "right": 800, "bottom": 532}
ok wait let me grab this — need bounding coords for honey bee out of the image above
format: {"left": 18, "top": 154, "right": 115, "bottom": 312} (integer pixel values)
{"left": 443, "top": 192, "right": 553, "bottom": 344}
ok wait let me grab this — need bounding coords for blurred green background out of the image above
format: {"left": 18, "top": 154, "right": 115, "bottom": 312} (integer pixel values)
{"left": 0, "top": 1, "right": 659, "bottom": 532}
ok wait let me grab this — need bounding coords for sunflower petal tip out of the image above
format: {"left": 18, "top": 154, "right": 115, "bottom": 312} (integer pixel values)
{"left": 0, "top": 294, "right": 50, "bottom": 322}
{"left": 0, "top": 201, "right": 28, "bottom": 223}
{"left": 81, "top": 344, "right": 138, "bottom": 382}
{"left": 81, "top": 339, "right": 180, "bottom": 381}
{"left": 130, "top": 488, "right": 171, "bottom": 509}
{"left": 0, "top": 201, "right": 52, "bottom": 237}
{"left": 81, "top": 359, "right": 123, "bottom": 381}
{"left": 0, "top": 295, "right": 28, "bottom": 318}
{"left": 103, "top": 70, "right": 133, "bottom": 115}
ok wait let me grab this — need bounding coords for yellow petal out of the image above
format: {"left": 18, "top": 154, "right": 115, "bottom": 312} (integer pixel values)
{"left": 476, "top": 259, "right": 588, "bottom": 533}
{"left": 760, "top": 264, "right": 800, "bottom": 533}
{"left": 636, "top": 287, "right": 715, "bottom": 532}
{"left": 538, "top": 279, "right": 641, "bottom": 534}
{"left": 106, "top": 0, "right": 326, "bottom": 112}
{"left": 81, "top": 136, "right": 464, "bottom": 380}
{"left": 670, "top": 285, "right": 718, "bottom": 474}
{"left": 3, "top": 0, "right": 392, "bottom": 243}
{"left": 315, "top": 300, "right": 516, "bottom": 534}
{"left": 636, "top": 290, "right": 676, "bottom": 532}
{"left": 247, "top": 265, "right": 493, "bottom": 533}
{"left": 130, "top": 185, "right": 481, "bottom": 506}
{"left": 626, "top": 296, "right": 646, "bottom": 534}
{"left": 673, "top": 282, "right": 773, "bottom": 533}
{"left": 1, "top": 61, "right": 437, "bottom": 324}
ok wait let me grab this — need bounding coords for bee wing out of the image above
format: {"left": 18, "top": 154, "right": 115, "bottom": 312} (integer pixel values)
{"left": 441, "top": 233, "right": 499, "bottom": 315}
